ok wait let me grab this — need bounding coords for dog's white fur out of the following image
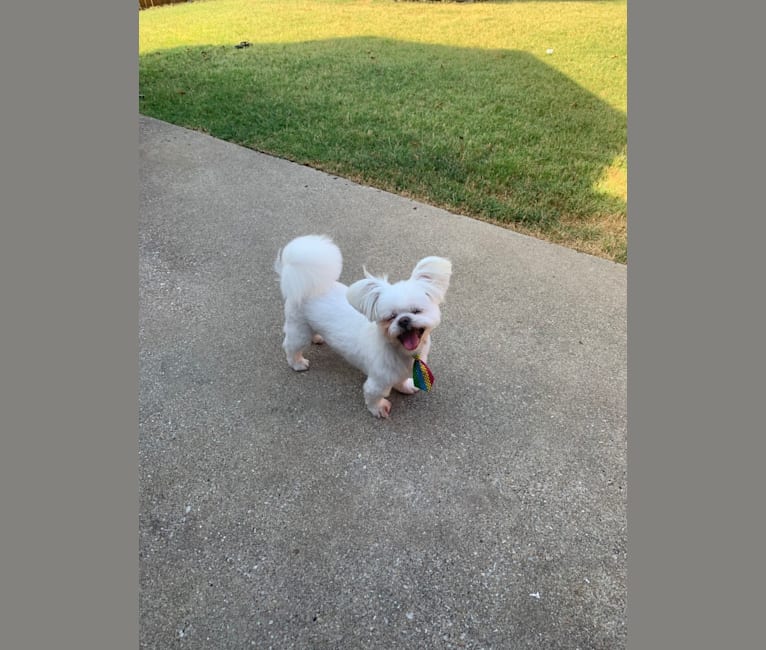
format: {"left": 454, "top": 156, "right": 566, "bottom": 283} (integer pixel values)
{"left": 275, "top": 235, "right": 452, "bottom": 418}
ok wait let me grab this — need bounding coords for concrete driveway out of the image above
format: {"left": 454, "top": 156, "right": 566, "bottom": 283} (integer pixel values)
{"left": 139, "top": 116, "right": 626, "bottom": 649}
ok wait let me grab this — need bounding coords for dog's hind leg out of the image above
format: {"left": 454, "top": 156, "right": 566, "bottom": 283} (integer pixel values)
{"left": 282, "top": 304, "right": 313, "bottom": 371}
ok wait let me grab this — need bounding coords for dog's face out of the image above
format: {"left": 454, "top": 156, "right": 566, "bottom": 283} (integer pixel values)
{"left": 375, "top": 282, "right": 441, "bottom": 351}
{"left": 347, "top": 256, "right": 452, "bottom": 354}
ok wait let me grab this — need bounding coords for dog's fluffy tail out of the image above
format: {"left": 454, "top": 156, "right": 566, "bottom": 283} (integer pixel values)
{"left": 275, "top": 234, "right": 343, "bottom": 304}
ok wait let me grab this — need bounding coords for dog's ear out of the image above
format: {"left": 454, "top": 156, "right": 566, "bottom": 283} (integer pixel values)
{"left": 347, "top": 269, "right": 389, "bottom": 321}
{"left": 410, "top": 257, "right": 452, "bottom": 304}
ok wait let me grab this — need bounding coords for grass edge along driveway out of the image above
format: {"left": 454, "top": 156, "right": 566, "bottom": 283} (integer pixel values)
{"left": 140, "top": 0, "right": 627, "bottom": 263}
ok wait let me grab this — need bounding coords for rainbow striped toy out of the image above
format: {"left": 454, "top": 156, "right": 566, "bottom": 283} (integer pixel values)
{"left": 412, "top": 354, "right": 435, "bottom": 392}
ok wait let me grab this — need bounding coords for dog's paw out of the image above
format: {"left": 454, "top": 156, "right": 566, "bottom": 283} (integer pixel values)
{"left": 311, "top": 334, "right": 325, "bottom": 345}
{"left": 394, "top": 378, "right": 418, "bottom": 394}
{"left": 369, "top": 398, "right": 392, "bottom": 418}
{"left": 289, "top": 356, "right": 310, "bottom": 371}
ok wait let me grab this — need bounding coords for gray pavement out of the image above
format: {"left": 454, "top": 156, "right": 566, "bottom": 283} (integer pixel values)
{"left": 139, "top": 115, "right": 626, "bottom": 649}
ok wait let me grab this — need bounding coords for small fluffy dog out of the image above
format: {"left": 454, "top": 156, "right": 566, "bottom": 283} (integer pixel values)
{"left": 275, "top": 235, "right": 452, "bottom": 418}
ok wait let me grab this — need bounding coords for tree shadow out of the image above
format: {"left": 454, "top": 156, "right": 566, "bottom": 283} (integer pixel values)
{"left": 140, "top": 37, "right": 626, "bottom": 258}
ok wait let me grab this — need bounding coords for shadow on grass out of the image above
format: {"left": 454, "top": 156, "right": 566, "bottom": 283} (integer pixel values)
{"left": 140, "top": 37, "right": 626, "bottom": 261}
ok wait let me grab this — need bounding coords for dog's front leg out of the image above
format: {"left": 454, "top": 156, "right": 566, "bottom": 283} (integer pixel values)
{"left": 363, "top": 377, "right": 392, "bottom": 418}
{"left": 394, "top": 378, "right": 418, "bottom": 394}
{"left": 418, "top": 334, "right": 432, "bottom": 364}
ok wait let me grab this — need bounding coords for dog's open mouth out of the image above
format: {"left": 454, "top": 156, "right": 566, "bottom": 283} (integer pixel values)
{"left": 398, "top": 328, "right": 425, "bottom": 351}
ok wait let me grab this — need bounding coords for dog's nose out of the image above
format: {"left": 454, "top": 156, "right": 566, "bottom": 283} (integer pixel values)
{"left": 398, "top": 316, "right": 411, "bottom": 330}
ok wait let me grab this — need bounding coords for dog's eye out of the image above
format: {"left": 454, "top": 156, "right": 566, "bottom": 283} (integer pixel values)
{"left": 387, "top": 313, "right": 397, "bottom": 321}
{"left": 412, "top": 308, "right": 422, "bottom": 315}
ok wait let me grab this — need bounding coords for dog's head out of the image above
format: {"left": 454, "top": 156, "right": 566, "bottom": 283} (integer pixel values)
{"left": 347, "top": 256, "right": 452, "bottom": 353}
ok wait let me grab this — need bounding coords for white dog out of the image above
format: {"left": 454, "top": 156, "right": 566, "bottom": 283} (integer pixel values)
{"left": 275, "top": 235, "right": 452, "bottom": 418}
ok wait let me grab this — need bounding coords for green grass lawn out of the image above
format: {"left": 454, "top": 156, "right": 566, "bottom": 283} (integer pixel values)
{"left": 139, "top": 0, "right": 627, "bottom": 262}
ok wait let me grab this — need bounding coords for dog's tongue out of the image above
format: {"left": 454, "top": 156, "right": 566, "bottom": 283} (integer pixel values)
{"left": 401, "top": 330, "right": 420, "bottom": 351}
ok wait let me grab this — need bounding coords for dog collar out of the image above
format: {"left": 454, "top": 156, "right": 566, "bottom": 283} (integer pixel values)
{"left": 412, "top": 354, "right": 434, "bottom": 392}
